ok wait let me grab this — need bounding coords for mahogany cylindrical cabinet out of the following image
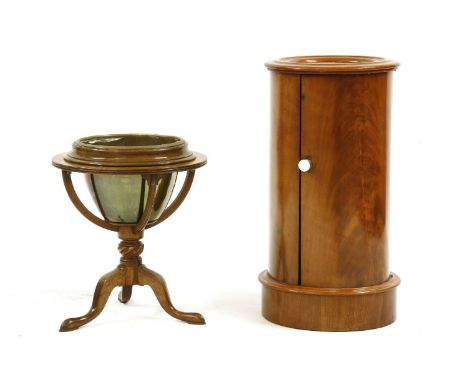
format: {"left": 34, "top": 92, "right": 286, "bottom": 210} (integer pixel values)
{"left": 259, "top": 56, "right": 401, "bottom": 331}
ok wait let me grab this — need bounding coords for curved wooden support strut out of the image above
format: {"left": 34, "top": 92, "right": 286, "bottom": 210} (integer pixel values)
{"left": 59, "top": 260, "right": 205, "bottom": 331}
{"left": 59, "top": 170, "right": 204, "bottom": 331}
{"left": 118, "top": 285, "right": 133, "bottom": 304}
{"left": 138, "top": 264, "right": 205, "bottom": 325}
{"left": 62, "top": 170, "right": 195, "bottom": 232}
{"left": 62, "top": 171, "right": 118, "bottom": 232}
{"left": 134, "top": 175, "right": 158, "bottom": 233}
{"left": 146, "top": 170, "right": 195, "bottom": 229}
{"left": 60, "top": 267, "right": 124, "bottom": 332}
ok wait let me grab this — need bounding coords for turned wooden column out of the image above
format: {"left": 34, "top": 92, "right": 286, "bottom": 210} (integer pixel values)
{"left": 259, "top": 56, "right": 401, "bottom": 331}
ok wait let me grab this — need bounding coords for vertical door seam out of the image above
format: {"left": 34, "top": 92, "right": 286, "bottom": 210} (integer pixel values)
{"left": 298, "top": 75, "right": 303, "bottom": 285}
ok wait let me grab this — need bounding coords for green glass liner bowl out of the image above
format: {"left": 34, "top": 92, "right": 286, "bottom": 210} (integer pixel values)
{"left": 85, "top": 171, "right": 177, "bottom": 224}
{"left": 52, "top": 134, "right": 207, "bottom": 225}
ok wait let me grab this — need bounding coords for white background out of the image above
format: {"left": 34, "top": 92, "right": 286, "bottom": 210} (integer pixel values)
{"left": 1, "top": 0, "right": 467, "bottom": 381}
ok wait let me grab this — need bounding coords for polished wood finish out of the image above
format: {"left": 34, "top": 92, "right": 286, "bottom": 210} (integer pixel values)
{"left": 59, "top": 171, "right": 205, "bottom": 331}
{"left": 52, "top": 133, "right": 206, "bottom": 174}
{"left": 53, "top": 134, "right": 206, "bottom": 331}
{"left": 260, "top": 271, "right": 398, "bottom": 331}
{"left": 146, "top": 170, "right": 195, "bottom": 228}
{"left": 133, "top": 176, "right": 159, "bottom": 232}
{"left": 261, "top": 56, "right": 400, "bottom": 331}
{"left": 269, "top": 72, "right": 300, "bottom": 284}
{"left": 259, "top": 270, "right": 399, "bottom": 296}
{"left": 300, "top": 73, "right": 389, "bottom": 287}
{"left": 63, "top": 170, "right": 196, "bottom": 232}
{"left": 62, "top": 171, "right": 118, "bottom": 232}
{"left": 118, "top": 285, "right": 133, "bottom": 303}
{"left": 265, "top": 55, "right": 399, "bottom": 74}
{"left": 60, "top": 236, "right": 205, "bottom": 332}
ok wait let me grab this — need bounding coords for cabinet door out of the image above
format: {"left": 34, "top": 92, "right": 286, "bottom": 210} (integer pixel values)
{"left": 300, "top": 74, "right": 390, "bottom": 288}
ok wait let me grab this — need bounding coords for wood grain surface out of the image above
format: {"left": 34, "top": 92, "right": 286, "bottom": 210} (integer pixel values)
{"left": 300, "top": 73, "right": 390, "bottom": 288}
{"left": 269, "top": 72, "right": 300, "bottom": 284}
{"left": 260, "top": 271, "right": 398, "bottom": 331}
{"left": 262, "top": 56, "right": 399, "bottom": 331}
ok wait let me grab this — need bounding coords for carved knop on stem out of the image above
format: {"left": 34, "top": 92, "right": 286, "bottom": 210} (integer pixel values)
{"left": 118, "top": 240, "right": 144, "bottom": 258}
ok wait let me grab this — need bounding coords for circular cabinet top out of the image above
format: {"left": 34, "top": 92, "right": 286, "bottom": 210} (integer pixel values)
{"left": 52, "top": 134, "right": 207, "bottom": 174}
{"left": 265, "top": 55, "right": 399, "bottom": 74}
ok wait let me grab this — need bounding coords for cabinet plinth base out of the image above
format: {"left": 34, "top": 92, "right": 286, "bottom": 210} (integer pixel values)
{"left": 259, "top": 270, "right": 400, "bottom": 332}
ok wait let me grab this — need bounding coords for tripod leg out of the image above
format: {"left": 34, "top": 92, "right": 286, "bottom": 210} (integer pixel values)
{"left": 138, "top": 265, "right": 205, "bottom": 325}
{"left": 118, "top": 285, "right": 133, "bottom": 303}
{"left": 60, "top": 268, "right": 123, "bottom": 332}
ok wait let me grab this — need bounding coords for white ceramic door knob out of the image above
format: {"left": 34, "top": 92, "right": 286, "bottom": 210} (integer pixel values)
{"left": 298, "top": 159, "right": 312, "bottom": 172}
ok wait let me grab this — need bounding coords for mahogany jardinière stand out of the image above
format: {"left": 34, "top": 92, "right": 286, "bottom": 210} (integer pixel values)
{"left": 259, "top": 56, "right": 401, "bottom": 331}
{"left": 52, "top": 134, "right": 206, "bottom": 331}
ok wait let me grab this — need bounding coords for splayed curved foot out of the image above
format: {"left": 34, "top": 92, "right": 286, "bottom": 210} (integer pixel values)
{"left": 138, "top": 265, "right": 206, "bottom": 325}
{"left": 118, "top": 285, "right": 133, "bottom": 303}
{"left": 59, "top": 268, "right": 123, "bottom": 332}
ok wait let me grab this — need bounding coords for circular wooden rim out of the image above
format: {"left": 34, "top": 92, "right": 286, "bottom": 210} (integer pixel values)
{"left": 259, "top": 270, "right": 400, "bottom": 296}
{"left": 52, "top": 134, "right": 207, "bottom": 174}
{"left": 265, "top": 55, "right": 399, "bottom": 74}
{"left": 76, "top": 133, "right": 184, "bottom": 151}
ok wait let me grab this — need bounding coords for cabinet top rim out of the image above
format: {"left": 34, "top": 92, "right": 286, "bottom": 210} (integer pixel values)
{"left": 265, "top": 55, "right": 399, "bottom": 74}
{"left": 52, "top": 134, "right": 207, "bottom": 174}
